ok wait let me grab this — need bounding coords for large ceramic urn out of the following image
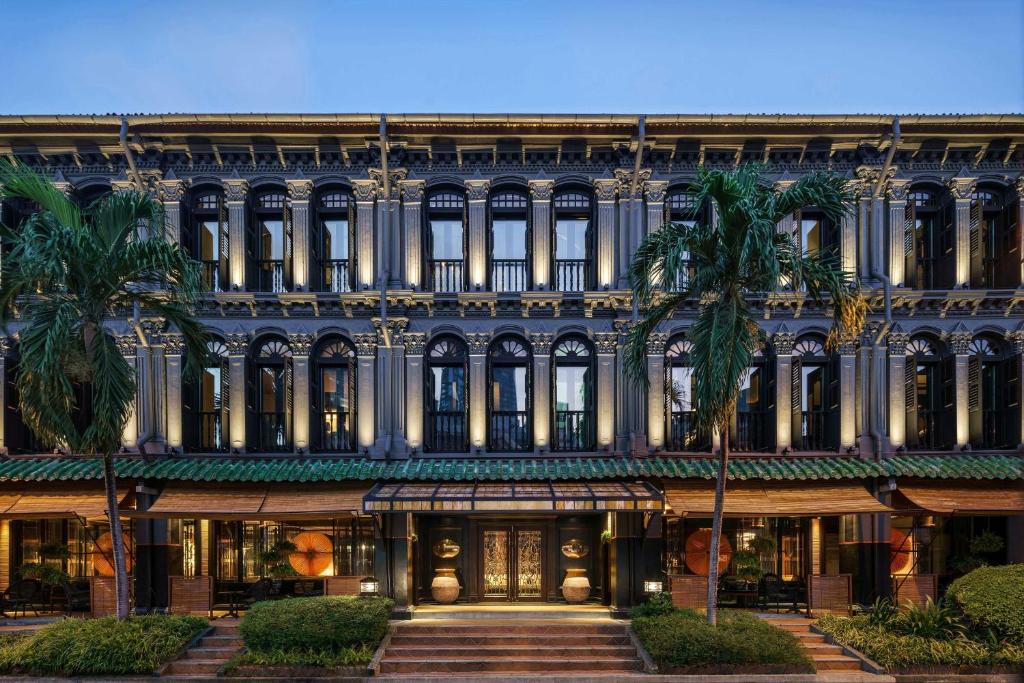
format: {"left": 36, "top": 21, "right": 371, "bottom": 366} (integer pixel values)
{"left": 561, "top": 568, "right": 591, "bottom": 603}
{"left": 431, "top": 567, "right": 461, "bottom": 604}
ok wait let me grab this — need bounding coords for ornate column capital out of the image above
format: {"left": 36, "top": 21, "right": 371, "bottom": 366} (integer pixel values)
{"left": 771, "top": 331, "right": 796, "bottom": 355}
{"left": 947, "top": 331, "right": 973, "bottom": 355}
{"left": 886, "top": 178, "right": 911, "bottom": 202}
{"left": 115, "top": 334, "right": 138, "bottom": 357}
{"left": 593, "top": 178, "right": 618, "bottom": 202}
{"left": 404, "top": 332, "right": 427, "bottom": 356}
{"left": 399, "top": 179, "right": 426, "bottom": 203}
{"left": 947, "top": 176, "right": 977, "bottom": 201}
{"left": 351, "top": 179, "right": 378, "bottom": 203}
{"left": 372, "top": 317, "right": 409, "bottom": 347}
{"left": 368, "top": 168, "right": 407, "bottom": 199}
{"left": 466, "top": 332, "right": 490, "bottom": 355}
{"left": 354, "top": 332, "right": 378, "bottom": 357}
{"left": 1009, "top": 330, "right": 1024, "bottom": 354}
{"left": 161, "top": 334, "right": 185, "bottom": 356}
{"left": 613, "top": 168, "right": 651, "bottom": 199}
{"left": 837, "top": 339, "right": 859, "bottom": 355}
{"left": 1014, "top": 175, "right": 1024, "bottom": 198}
{"left": 595, "top": 332, "right": 619, "bottom": 355}
{"left": 644, "top": 181, "right": 668, "bottom": 204}
{"left": 286, "top": 178, "right": 313, "bottom": 202}
{"left": 612, "top": 319, "right": 636, "bottom": 336}
{"left": 0, "top": 336, "right": 10, "bottom": 358}
{"left": 159, "top": 179, "right": 186, "bottom": 203}
{"left": 887, "top": 332, "right": 910, "bottom": 356}
{"left": 223, "top": 178, "right": 249, "bottom": 203}
{"left": 529, "top": 333, "right": 553, "bottom": 355}
{"left": 225, "top": 333, "right": 249, "bottom": 356}
{"left": 464, "top": 179, "right": 491, "bottom": 201}
{"left": 528, "top": 179, "right": 554, "bottom": 201}
{"left": 645, "top": 332, "right": 668, "bottom": 355}
{"left": 288, "top": 332, "right": 315, "bottom": 356}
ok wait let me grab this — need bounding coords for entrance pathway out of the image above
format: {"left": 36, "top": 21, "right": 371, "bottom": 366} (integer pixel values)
{"left": 757, "top": 614, "right": 870, "bottom": 674}
{"left": 162, "top": 618, "right": 242, "bottom": 678}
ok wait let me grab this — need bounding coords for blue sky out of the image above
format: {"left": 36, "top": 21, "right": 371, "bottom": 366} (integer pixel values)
{"left": 2, "top": 0, "right": 1021, "bottom": 114}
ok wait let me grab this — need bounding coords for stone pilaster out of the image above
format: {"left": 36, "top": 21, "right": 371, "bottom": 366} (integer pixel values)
{"left": 595, "top": 332, "right": 618, "bottom": 452}
{"left": 466, "top": 333, "right": 489, "bottom": 453}
{"left": 948, "top": 330, "right": 972, "bottom": 448}
{"left": 1016, "top": 178, "right": 1024, "bottom": 286}
{"left": 400, "top": 180, "right": 425, "bottom": 289}
{"left": 645, "top": 333, "right": 668, "bottom": 451}
{"left": 465, "top": 180, "right": 490, "bottom": 291}
{"left": 117, "top": 334, "right": 139, "bottom": 451}
{"left": 887, "top": 180, "right": 910, "bottom": 287}
{"left": 287, "top": 178, "right": 313, "bottom": 292}
{"left": 529, "top": 333, "right": 553, "bottom": 453}
{"left": 839, "top": 340, "right": 858, "bottom": 450}
{"left": 354, "top": 333, "right": 378, "bottom": 456}
{"left": 159, "top": 177, "right": 185, "bottom": 244}
{"left": 0, "top": 337, "right": 7, "bottom": 454}
{"left": 1012, "top": 331, "right": 1024, "bottom": 447}
{"left": 529, "top": 180, "right": 554, "bottom": 290}
{"left": 162, "top": 335, "right": 184, "bottom": 451}
{"left": 223, "top": 178, "right": 248, "bottom": 291}
{"left": 352, "top": 180, "right": 377, "bottom": 290}
{"left": 887, "top": 331, "right": 910, "bottom": 449}
{"left": 772, "top": 331, "right": 795, "bottom": 452}
{"left": 403, "top": 333, "right": 427, "bottom": 453}
{"left": 593, "top": 179, "right": 618, "bottom": 290}
{"left": 774, "top": 179, "right": 796, "bottom": 238}
{"left": 288, "top": 333, "right": 313, "bottom": 452}
{"left": 948, "top": 176, "right": 976, "bottom": 289}
{"left": 226, "top": 333, "right": 248, "bottom": 453}
{"left": 840, "top": 195, "right": 859, "bottom": 278}
{"left": 644, "top": 181, "right": 667, "bottom": 235}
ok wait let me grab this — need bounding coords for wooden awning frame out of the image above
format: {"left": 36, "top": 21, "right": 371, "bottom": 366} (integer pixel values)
{"left": 664, "top": 480, "right": 893, "bottom": 517}
{"left": 892, "top": 480, "right": 1024, "bottom": 515}
{"left": 132, "top": 483, "right": 369, "bottom": 520}
{"left": 364, "top": 481, "right": 663, "bottom": 513}
{"left": 0, "top": 488, "right": 131, "bottom": 520}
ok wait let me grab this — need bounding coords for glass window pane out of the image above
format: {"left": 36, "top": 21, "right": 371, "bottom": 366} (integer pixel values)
{"left": 201, "top": 367, "right": 222, "bottom": 411}
{"left": 803, "top": 366, "right": 825, "bottom": 411}
{"left": 670, "top": 366, "right": 694, "bottom": 412}
{"left": 801, "top": 218, "right": 821, "bottom": 255}
{"left": 555, "top": 219, "right": 588, "bottom": 259}
{"left": 491, "top": 366, "right": 527, "bottom": 411}
{"left": 323, "top": 219, "right": 348, "bottom": 260}
{"left": 199, "top": 221, "right": 219, "bottom": 261}
{"left": 431, "top": 220, "right": 463, "bottom": 259}
{"left": 492, "top": 220, "right": 527, "bottom": 259}
{"left": 260, "top": 367, "right": 281, "bottom": 412}
{"left": 322, "top": 367, "right": 349, "bottom": 411}
{"left": 739, "top": 367, "right": 761, "bottom": 411}
{"left": 260, "top": 220, "right": 284, "bottom": 259}
{"left": 555, "top": 366, "right": 589, "bottom": 411}
{"left": 432, "top": 366, "right": 465, "bottom": 411}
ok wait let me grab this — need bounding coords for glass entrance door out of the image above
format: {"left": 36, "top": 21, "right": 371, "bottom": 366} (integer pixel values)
{"left": 481, "top": 525, "right": 544, "bottom": 601}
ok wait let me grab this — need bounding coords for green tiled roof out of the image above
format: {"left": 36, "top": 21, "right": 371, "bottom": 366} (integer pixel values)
{"left": 0, "top": 454, "right": 1019, "bottom": 483}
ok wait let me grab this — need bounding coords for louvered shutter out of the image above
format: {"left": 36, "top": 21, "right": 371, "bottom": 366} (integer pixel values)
{"left": 182, "top": 365, "right": 197, "bottom": 451}
{"left": 791, "top": 357, "right": 803, "bottom": 449}
{"left": 218, "top": 197, "right": 229, "bottom": 293}
{"left": 180, "top": 197, "right": 195, "bottom": 256}
{"left": 941, "top": 355, "right": 956, "bottom": 448}
{"left": 968, "top": 355, "right": 982, "bottom": 446}
{"left": 969, "top": 199, "right": 982, "bottom": 287}
{"left": 903, "top": 202, "right": 916, "bottom": 287}
{"left": 245, "top": 204, "right": 258, "bottom": 291}
{"left": 246, "top": 362, "right": 257, "bottom": 451}
{"left": 905, "top": 358, "right": 918, "bottom": 448}
{"left": 283, "top": 204, "right": 293, "bottom": 291}
{"left": 348, "top": 357, "right": 358, "bottom": 451}
{"left": 220, "top": 358, "right": 230, "bottom": 451}
{"left": 284, "top": 359, "right": 293, "bottom": 449}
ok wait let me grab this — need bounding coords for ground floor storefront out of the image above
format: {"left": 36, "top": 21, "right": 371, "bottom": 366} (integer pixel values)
{"left": 0, "top": 455, "right": 1020, "bottom": 618}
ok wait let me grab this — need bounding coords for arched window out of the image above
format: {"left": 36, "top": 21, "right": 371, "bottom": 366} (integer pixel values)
{"left": 313, "top": 337, "right": 357, "bottom": 452}
{"left": 905, "top": 335, "right": 953, "bottom": 449}
{"left": 791, "top": 337, "right": 839, "bottom": 451}
{"left": 904, "top": 187, "right": 955, "bottom": 289}
{"left": 184, "top": 188, "right": 227, "bottom": 292}
{"left": 552, "top": 336, "right": 595, "bottom": 451}
{"left": 970, "top": 185, "right": 1018, "bottom": 289}
{"left": 665, "top": 338, "right": 709, "bottom": 451}
{"left": 425, "top": 336, "right": 468, "bottom": 452}
{"left": 553, "top": 190, "right": 592, "bottom": 291}
{"left": 314, "top": 189, "right": 354, "bottom": 292}
{"left": 489, "top": 191, "right": 529, "bottom": 292}
{"left": 487, "top": 335, "right": 531, "bottom": 451}
{"left": 249, "top": 189, "right": 290, "bottom": 293}
{"left": 184, "top": 340, "right": 229, "bottom": 452}
{"left": 250, "top": 337, "right": 292, "bottom": 451}
{"left": 665, "top": 189, "right": 710, "bottom": 291}
{"left": 732, "top": 348, "right": 773, "bottom": 452}
{"left": 425, "top": 191, "right": 466, "bottom": 293}
{"left": 75, "top": 183, "right": 111, "bottom": 209}
{"left": 968, "top": 335, "right": 1018, "bottom": 449}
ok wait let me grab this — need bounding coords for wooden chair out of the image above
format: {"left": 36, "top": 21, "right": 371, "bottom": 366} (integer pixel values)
{"left": 1, "top": 580, "right": 42, "bottom": 618}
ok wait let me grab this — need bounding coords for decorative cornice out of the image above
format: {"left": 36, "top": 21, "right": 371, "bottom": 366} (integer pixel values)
{"left": 288, "top": 332, "right": 315, "bottom": 356}
{"left": 592, "top": 178, "right": 618, "bottom": 202}
{"left": 947, "top": 176, "right": 977, "bottom": 201}
{"left": 404, "top": 332, "right": 427, "bottom": 355}
{"left": 351, "top": 180, "right": 378, "bottom": 203}
{"left": 645, "top": 332, "right": 668, "bottom": 355}
{"left": 223, "top": 179, "right": 248, "bottom": 203}
{"left": 286, "top": 178, "right": 313, "bottom": 202}
{"left": 887, "top": 332, "right": 910, "bottom": 356}
{"left": 353, "top": 332, "right": 378, "bottom": 357}
{"left": 528, "top": 179, "right": 554, "bottom": 201}
{"left": 529, "top": 332, "right": 553, "bottom": 355}
{"left": 771, "top": 331, "right": 796, "bottom": 355}
{"left": 466, "top": 332, "right": 490, "bottom": 354}
{"left": 399, "top": 179, "right": 426, "bottom": 203}
{"left": 225, "top": 333, "right": 249, "bottom": 356}
{"left": 595, "top": 332, "right": 619, "bottom": 354}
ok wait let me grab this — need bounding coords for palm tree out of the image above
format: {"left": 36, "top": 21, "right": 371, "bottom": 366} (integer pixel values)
{"left": 0, "top": 161, "right": 208, "bottom": 618}
{"left": 624, "top": 165, "right": 865, "bottom": 624}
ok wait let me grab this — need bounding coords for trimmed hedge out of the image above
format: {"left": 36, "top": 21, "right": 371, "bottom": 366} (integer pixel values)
{"left": 632, "top": 609, "right": 812, "bottom": 672}
{"left": 947, "top": 564, "right": 1024, "bottom": 644}
{"left": 240, "top": 596, "right": 392, "bottom": 654}
{"left": 0, "top": 615, "right": 207, "bottom": 676}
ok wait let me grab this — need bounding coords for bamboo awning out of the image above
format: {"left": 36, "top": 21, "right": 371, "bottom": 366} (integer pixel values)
{"left": 363, "top": 481, "right": 663, "bottom": 513}
{"left": 664, "top": 480, "right": 892, "bottom": 517}
{"left": 134, "top": 483, "right": 370, "bottom": 520}
{"left": 893, "top": 480, "right": 1024, "bottom": 514}
{"left": 0, "top": 488, "right": 130, "bottom": 520}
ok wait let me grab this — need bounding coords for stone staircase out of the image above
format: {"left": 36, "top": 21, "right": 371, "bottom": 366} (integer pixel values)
{"left": 759, "top": 615, "right": 866, "bottom": 674}
{"left": 378, "top": 619, "right": 644, "bottom": 676}
{"left": 162, "top": 618, "right": 242, "bottom": 678}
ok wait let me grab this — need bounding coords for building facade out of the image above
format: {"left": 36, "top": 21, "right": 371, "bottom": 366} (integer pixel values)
{"left": 0, "top": 113, "right": 1021, "bottom": 616}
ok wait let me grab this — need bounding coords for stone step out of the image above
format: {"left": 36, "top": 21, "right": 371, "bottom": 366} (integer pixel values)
{"left": 185, "top": 647, "right": 236, "bottom": 661}
{"left": 396, "top": 623, "right": 624, "bottom": 636}
{"left": 164, "top": 660, "right": 224, "bottom": 676}
{"left": 198, "top": 635, "right": 242, "bottom": 648}
{"left": 378, "top": 657, "right": 644, "bottom": 675}
{"left": 390, "top": 634, "right": 632, "bottom": 647}
{"left": 412, "top": 610, "right": 610, "bottom": 620}
{"left": 811, "top": 654, "right": 863, "bottom": 672}
{"left": 384, "top": 645, "right": 639, "bottom": 659}
{"left": 801, "top": 641, "right": 844, "bottom": 654}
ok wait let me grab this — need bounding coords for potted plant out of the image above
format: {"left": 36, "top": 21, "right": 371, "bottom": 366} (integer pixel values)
{"left": 260, "top": 540, "right": 299, "bottom": 582}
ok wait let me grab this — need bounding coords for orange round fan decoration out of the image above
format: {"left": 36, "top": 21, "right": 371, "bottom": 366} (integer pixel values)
{"left": 93, "top": 532, "right": 133, "bottom": 576}
{"left": 890, "top": 529, "right": 913, "bottom": 575}
{"left": 684, "top": 528, "right": 733, "bottom": 576}
{"left": 288, "top": 532, "right": 334, "bottom": 576}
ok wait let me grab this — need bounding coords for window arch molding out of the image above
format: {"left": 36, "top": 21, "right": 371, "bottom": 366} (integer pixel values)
{"left": 488, "top": 186, "right": 531, "bottom": 292}
{"left": 423, "top": 186, "right": 467, "bottom": 293}
{"left": 486, "top": 334, "right": 532, "bottom": 452}
{"left": 552, "top": 185, "right": 594, "bottom": 291}
{"left": 311, "top": 335, "right": 357, "bottom": 452}
{"left": 424, "top": 334, "right": 469, "bottom": 452}
{"left": 248, "top": 334, "right": 293, "bottom": 452}
{"left": 313, "top": 185, "right": 355, "bottom": 293}
{"left": 551, "top": 334, "right": 595, "bottom": 451}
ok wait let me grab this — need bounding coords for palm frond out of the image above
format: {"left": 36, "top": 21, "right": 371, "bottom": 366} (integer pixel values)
{"left": 622, "top": 293, "right": 687, "bottom": 387}
{"left": 773, "top": 172, "right": 852, "bottom": 223}
{"left": 0, "top": 160, "right": 82, "bottom": 232}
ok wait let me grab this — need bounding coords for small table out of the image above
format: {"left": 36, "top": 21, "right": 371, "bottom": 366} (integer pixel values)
{"left": 221, "top": 590, "right": 245, "bottom": 618}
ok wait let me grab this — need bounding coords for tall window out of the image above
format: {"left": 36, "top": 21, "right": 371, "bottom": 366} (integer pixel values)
{"left": 665, "top": 190, "right": 709, "bottom": 291}
{"left": 905, "top": 336, "right": 954, "bottom": 450}
{"left": 313, "top": 338, "right": 356, "bottom": 452}
{"left": 4, "top": 344, "right": 51, "bottom": 454}
{"left": 185, "top": 190, "right": 227, "bottom": 292}
{"left": 487, "top": 336, "right": 531, "bottom": 452}
{"left": 314, "top": 190, "right": 354, "bottom": 292}
{"left": 184, "top": 340, "right": 230, "bottom": 452}
{"left": 426, "top": 191, "right": 465, "bottom": 293}
{"left": 249, "top": 190, "right": 290, "bottom": 293}
{"left": 968, "top": 336, "right": 1018, "bottom": 449}
{"left": 490, "top": 191, "right": 529, "bottom": 292}
{"left": 665, "top": 338, "right": 709, "bottom": 451}
{"left": 250, "top": 337, "right": 292, "bottom": 451}
{"left": 553, "top": 191, "right": 592, "bottom": 291}
{"left": 970, "top": 186, "right": 1018, "bottom": 289}
{"left": 791, "top": 337, "right": 839, "bottom": 451}
{"left": 425, "top": 336, "right": 468, "bottom": 452}
{"left": 552, "top": 336, "right": 595, "bottom": 451}
{"left": 732, "top": 349, "right": 773, "bottom": 452}
{"left": 904, "top": 188, "right": 955, "bottom": 289}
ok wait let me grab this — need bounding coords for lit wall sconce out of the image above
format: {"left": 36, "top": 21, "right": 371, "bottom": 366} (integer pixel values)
{"left": 359, "top": 576, "right": 380, "bottom": 596}
{"left": 643, "top": 579, "right": 663, "bottom": 594}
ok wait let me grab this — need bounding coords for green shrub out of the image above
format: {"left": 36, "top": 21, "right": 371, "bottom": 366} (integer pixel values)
{"left": 226, "top": 644, "right": 376, "bottom": 672}
{"left": 629, "top": 592, "right": 677, "bottom": 619}
{"left": 0, "top": 615, "right": 207, "bottom": 676}
{"left": 240, "top": 596, "right": 392, "bottom": 654}
{"left": 632, "top": 610, "right": 812, "bottom": 671}
{"left": 947, "top": 564, "right": 1024, "bottom": 644}
{"left": 898, "top": 597, "right": 968, "bottom": 639}
{"left": 867, "top": 597, "right": 899, "bottom": 627}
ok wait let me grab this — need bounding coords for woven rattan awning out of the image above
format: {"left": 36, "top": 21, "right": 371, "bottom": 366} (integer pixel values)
{"left": 134, "top": 483, "right": 368, "bottom": 520}
{"left": 364, "top": 481, "right": 663, "bottom": 513}
{"left": 0, "top": 488, "right": 130, "bottom": 520}
{"left": 664, "top": 480, "right": 892, "bottom": 517}
{"left": 893, "top": 480, "right": 1024, "bottom": 514}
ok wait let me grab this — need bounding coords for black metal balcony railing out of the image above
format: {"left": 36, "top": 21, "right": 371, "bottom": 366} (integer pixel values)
{"left": 197, "top": 412, "right": 226, "bottom": 452}
{"left": 555, "top": 259, "right": 587, "bottom": 291}
{"left": 323, "top": 259, "right": 351, "bottom": 293}
{"left": 798, "top": 409, "right": 828, "bottom": 451}
{"left": 667, "top": 262, "right": 695, "bottom": 293}
{"left": 913, "top": 408, "right": 953, "bottom": 450}
{"left": 492, "top": 259, "right": 527, "bottom": 292}
{"left": 732, "top": 411, "right": 768, "bottom": 452}
{"left": 978, "top": 408, "right": 1009, "bottom": 449}
{"left": 430, "top": 259, "right": 464, "bottom": 293}
{"left": 489, "top": 411, "right": 530, "bottom": 452}
{"left": 257, "top": 260, "right": 286, "bottom": 293}
{"left": 669, "top": 411, "right": 710, "bottom": 451}
{"left": 427, "top": 411, "right": 468, "bottom": 452}
{"left": 200, "top": 261, "right": 222, "bottom": 292}
{"left": 258, "top": 412, "right": 289, "bottom": 451}
{"left": 320, "top": 410, "right": 354, "bottom": 451}
{"left": 553, "top": 410, "right": 592, "bottom": 452}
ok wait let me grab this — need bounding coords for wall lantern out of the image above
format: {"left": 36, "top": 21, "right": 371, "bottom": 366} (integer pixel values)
{"left": 643, "top": 579, "right": 663, "bottom": 594}
{"left": 359, "top": 576, "right": 380, "bottom": 596}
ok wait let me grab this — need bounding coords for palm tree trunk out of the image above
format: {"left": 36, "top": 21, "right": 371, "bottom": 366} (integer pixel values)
{"left": 705, "top": 420, "right": 730, "bottom": 625}
{"left": 101, "top": 452, "right": 130, "bottom": 619}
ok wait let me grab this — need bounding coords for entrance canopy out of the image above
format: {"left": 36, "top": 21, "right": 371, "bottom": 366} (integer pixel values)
{"left": 893, "top": 480, "right": 1024, "bottom": 514}
{"left": 133, "top": 482, "right": 369, "bottom": 520}
{"left": 364, "top": 481, "right": 662, "bottom": 513}
{"left": 0, "top": 488, "right": 130, "bottom": 520}
{"left": 664, "top": 480, "right": 892, "bottom": 517}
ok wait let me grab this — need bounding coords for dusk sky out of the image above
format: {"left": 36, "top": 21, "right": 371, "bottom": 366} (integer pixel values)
{"left": 2, "top": 0, "right": 1021, "bottom": 114}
